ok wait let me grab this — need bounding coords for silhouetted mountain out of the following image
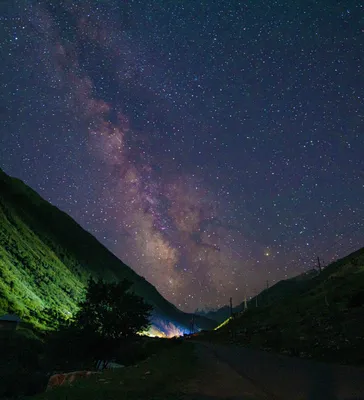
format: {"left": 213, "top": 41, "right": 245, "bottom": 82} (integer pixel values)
{"left": 195, "top": 306, "right": 232, "bottom": 324}
{"left": 201, "top": 269, "right": 321, "bottom": 324}
{"left": 210, "top": 247, "right": 364, "bottom": 365}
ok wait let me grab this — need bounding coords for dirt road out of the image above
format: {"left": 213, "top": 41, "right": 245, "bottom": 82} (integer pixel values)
{"left": 198, "top": 342, "right": 364, "bottom": 400}
{"left": 182, "top": 344, "right": 269, "bottom": 400}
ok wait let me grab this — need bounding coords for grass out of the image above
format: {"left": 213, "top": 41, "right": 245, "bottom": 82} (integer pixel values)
{"left": 214, "top": 317, "right": 232, "bottom": 330}
{"left": 31, "top": 342, "right": 197, "bottom": 400}
{"left": 0, "top": 328, "right": 47, "bottom": 398}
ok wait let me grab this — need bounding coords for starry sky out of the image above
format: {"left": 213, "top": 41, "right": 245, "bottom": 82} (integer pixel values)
{"left": 1, "top": 0, "right": 363, "bottom": 312}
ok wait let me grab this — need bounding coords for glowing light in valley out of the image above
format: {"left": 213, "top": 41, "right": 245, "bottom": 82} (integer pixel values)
{"left": 139, "top": 318, "right": 190, "bottom": 338}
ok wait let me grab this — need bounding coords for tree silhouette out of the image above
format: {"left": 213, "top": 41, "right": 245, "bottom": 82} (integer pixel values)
{"left": 75, "top": 278, "right": 153, "bottom": 341}
{"left": 45, "top": 279, "right": 153, "bottom": 371}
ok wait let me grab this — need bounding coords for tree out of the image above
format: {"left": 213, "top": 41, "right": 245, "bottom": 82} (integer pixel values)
{"left": 75, "top": 278, "right": 153, "bottom": 341}
{"left": 45, "top": 279, "right": 153, "bottom": 371}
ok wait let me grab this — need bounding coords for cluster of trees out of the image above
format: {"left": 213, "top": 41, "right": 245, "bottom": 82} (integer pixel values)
{"left": 77, "top": 278, "right": 152, "bottom": 339}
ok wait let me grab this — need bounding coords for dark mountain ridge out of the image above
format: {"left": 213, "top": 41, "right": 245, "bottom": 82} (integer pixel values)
{"left": 208, "top": 245, "right": 364, "bottom": 365}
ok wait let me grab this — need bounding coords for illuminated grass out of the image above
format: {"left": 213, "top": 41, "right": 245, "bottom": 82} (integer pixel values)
{"left": 214, "top": 317, "right": 232, "bottom": 331}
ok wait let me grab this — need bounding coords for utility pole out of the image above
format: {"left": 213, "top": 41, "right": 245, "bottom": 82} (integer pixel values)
{"left": 266, "top": 280, "right": 270, "bottom": 305}
{"left": 244, "top": 294, "right": 248, "bottom": 311}
{"left": 255, "top": 289, "right": 258, "bottom": 307}
{"left": 317, "top": 256, "right": 322, "bottom": 273}
{"left": 229, "top": 297, "right": 236, "bottom": 341}
{"left": 190, "top": 315, "right": 195, "bottom": 335}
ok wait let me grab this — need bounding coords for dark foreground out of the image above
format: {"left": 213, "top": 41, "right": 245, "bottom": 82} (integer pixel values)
{"left": 29, "top": 341, "right": 364, "bottom": 400}
{"left": 199, "top": 342, "right": 364, "bottom": 400}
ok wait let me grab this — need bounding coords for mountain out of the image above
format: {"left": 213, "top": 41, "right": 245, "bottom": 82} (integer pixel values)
{"left": 209, "top": 246, "right": 364, "bottom": 365}
{"left": 196, "top": 306, "right": 231, "bottom": 324}
{"left": 0, "top": 168, "right": 216, "bottom": 334}
{"left": 200, "top": 269, "right": 322, "bottom": 324}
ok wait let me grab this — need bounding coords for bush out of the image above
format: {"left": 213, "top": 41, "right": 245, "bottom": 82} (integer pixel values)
{"left": 114, "top": 337, "right": 183, "bottom": 366}
{"left": 348, "top": 290, "right": 364, "bottom": 308}
{"left": 44, "top": 324, "right": 97, "bottom": 372}
{"left": 0, "top": 330, "right": 47, "bottom": 398}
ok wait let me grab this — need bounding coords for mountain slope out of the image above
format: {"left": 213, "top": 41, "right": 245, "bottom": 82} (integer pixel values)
{"left": 200, "top": 269, "right": 321, "bottom": 324}
{"left": 196, "top": 306, "right": 231, "bottom": 324}
{"left": 0, "top": 168, "right": 216, "bottom": 333}
{"left": 208, "top": 246, "right": 364, "bottom": 365}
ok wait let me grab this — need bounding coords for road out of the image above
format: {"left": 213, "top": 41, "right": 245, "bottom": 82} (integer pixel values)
{"left": 197, "top": 342, "right": 364, "bottom": 400}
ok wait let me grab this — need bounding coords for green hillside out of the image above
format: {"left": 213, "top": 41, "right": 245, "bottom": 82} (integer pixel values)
{"left": 207, "top": 246, "right": 364, "bottom": 365}
{"left": 0, "top": 168, "right": 216, "bottom": 333}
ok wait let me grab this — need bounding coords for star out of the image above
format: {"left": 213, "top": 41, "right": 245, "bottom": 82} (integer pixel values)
{"left": 0, "top": 0, "right": 363, "bottom": 312}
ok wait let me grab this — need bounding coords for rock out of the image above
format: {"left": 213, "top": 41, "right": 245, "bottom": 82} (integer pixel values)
{"left": 47, "top": 371, "right": 100, "bottom": 391}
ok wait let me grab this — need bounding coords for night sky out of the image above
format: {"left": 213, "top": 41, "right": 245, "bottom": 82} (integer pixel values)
{"left": 1, "top": 0, "right": 363, "bottom": 312}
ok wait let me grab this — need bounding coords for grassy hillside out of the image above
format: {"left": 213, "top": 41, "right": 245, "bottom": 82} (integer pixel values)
{"left": 205, "top": 246, "right": 364, "bottom": 365}
{"left": 0, "top": 168, "right": 216, "bottom": 333}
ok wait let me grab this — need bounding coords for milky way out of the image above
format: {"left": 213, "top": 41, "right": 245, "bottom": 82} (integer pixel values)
{"left": 1, "top": 1, "right": 363, "bottom": 311}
